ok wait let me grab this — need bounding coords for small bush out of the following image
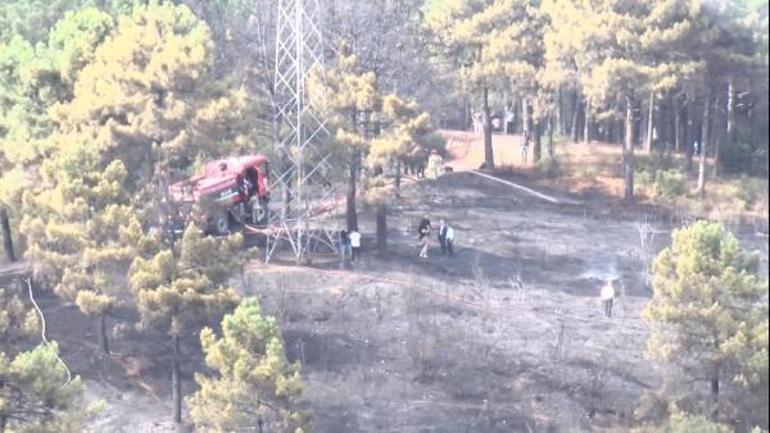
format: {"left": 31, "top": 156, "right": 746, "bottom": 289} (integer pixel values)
{"left": 653, "top": 169, "right": 687, "bottom": 198}
{"left": 537, "top": 155, "right": 561, "bottom": 178}
{"left": 720, "top": 141, "right": 759, "bottom": 174}
{"left": 636, "top": 169, "right": 654, "bottom": 189}
{"left": 733, "top": 175, "right": 765, "bottom": 210}
{"left": 574, "top": 164, "right": 597, "bottom": 178}
{"left": 638, "top": 151, "right": 676, "bottom": 176}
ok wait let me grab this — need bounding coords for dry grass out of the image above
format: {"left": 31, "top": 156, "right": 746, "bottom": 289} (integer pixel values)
{"left": 440, "top": 130, "right": 769, "bottom": 226}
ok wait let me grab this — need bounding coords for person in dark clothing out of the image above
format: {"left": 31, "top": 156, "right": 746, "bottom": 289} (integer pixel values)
{"left": 437, "top": 219, "right": 448, "bottom": 255}
{"left": 418, "top": 216, "right": 431, "bottom": 258}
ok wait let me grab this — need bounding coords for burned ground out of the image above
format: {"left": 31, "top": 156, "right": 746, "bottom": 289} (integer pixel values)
{"left": 37, "top": 169, "right": 768, "bottom": 433}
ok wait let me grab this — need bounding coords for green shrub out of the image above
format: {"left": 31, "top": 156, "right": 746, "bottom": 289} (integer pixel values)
{"left": 721, "top": 141, "right": 769, "bottom": 175}
{"left": 636, "top": 169, "right": 654, "bottom": 189}
{"left": 575, "top": 164, "right": 598, "bottom": 178}
{"left": 638, "top": 151, "right": 676, "bottom": 177}
{"left": 653, "top": 169, "right": 687, "bottom": 198}
{"left": 733, "top": 175, "right": 765, "bottom": 210}
{"left": 537, "top": 155, "right": 561, "bottom": 178}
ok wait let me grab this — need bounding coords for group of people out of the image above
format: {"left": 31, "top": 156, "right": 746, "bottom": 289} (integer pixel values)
{"left": 417, "top": 215, "right": 455, "bottom": 258}
{"left": 339, "top": 228, "right": 362, "bottom": 263}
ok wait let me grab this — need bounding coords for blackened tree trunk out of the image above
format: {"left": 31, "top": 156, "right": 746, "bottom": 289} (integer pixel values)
{"left": 346, "top": 152, "right": 359, "bottom": 230}
{"left": 710, "top": 364, "right": 720, "bottom": 421}
{"left": 583, "top": 99, "right": 591, "bottom": 144}
{"left": 570, "top": 92, "right": 580, "bottom": 142}
{"left": 556, "top": 88, "right": 563, "bottom": 135}
{"left": 533, "top": 119, "right": 542, "bottom": 163}
{"left": 521, "top": 97, "right": 529, "bottom": 135}
{"left": 697, "top": 95, "right": 711, "bottom": 197}
{"left": 548, "top": 115, "right": 555, "bottom": 159}
{"left": 645, "top": 91, "right": 655, "bottom": 153}
{"left": 726, "top": 77, "right": 735, "bottom": 141}
{"left": 395, "top": 159, "right": 402, "bottom": 195}
{"left": 482, "top": 85, "right": 494, "bottom": 168}
{"left": 674, "top": 96, "right": 682, "bottom": 152}
{"left": 99, "top": 313, "right": 110, "bottom": 355}
{"left": 1, "top": 207, "right": 14, "bottom": 262}
{"left": 376, "top": 204, "right": 386, "bottom": 255}
{"left": 172, "top": 334, "right": 182, "bottom": 424}
{"left": 685, "top": 106, "right": 695, "bottom": 172}
{"left": 624, "top": 96, "right": 635, "bottom": 204}
{"left": 712, "top": 90, "right": 723, "bottom": 177}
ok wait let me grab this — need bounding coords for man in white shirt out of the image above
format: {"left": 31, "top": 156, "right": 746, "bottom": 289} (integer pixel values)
{"left": 349, "top": 228, "right": 361, "bottom": 262}
{"left": 600, "top": 279, "right": 617, "bottom": 318}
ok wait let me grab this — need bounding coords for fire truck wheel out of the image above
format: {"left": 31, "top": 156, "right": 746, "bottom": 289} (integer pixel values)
{"left": 213, "top": 212, "right": 230, "bottom": 236}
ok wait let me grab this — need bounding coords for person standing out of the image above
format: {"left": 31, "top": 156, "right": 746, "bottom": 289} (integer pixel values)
{"left": 418, "top": 216, "right": 431, "bottom": 258}
{"left": 437, "top": 219, "right": 448, "bottom": 255}
{"left": 445, "top": 223, "right": 455, "bottom": 257}
{"left": 600, "top": 279, "right": 617, "bottom": 318}
{"left": 521, "top": 131, "right": 530, "bottom": 165}
{"left": 349, "top": 228, "right": 361, "bottom": 262}
{"left": 426, "top": 150, "right": 444, "bottom": 180}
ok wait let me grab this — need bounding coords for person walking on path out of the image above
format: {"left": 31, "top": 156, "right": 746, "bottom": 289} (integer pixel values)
{"left": 349, "top": 228, "right": 361, "bottom": 262}
{"left": 438, "top": 219, "right": 448, "bottom": 255}
{"left": 600, "top": 279, "right": 617, "bottom": 318}
{"left": 418, "top": 216, "right": 432, "bottom": 258}
{"left": 445, "top": 223, "right": 455, "bottom": 257}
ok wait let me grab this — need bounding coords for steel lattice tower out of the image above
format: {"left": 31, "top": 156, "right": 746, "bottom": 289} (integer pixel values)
{"left": 268, "top": 0, "right": 337, "bottom": 263}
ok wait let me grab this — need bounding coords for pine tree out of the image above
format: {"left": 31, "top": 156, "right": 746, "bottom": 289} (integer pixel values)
{"left": 129, "top": 225, "right": 243, "bottom": 425}
{"left": 425, "top": 0, "right": 538, "bottom": 168}
{"left": 367, "top": 94, "right": 432, "bottom": 254}
{"left": 0, "top": 283, "right": 87, "bottom": 433}
{"left": 19, "top": 0, "right": 260, "bottom": 357}
{"left": 308, "top": 50, "right": 378, "bottom": 231}
{"left": 21, "top": 147, "right": 137, "bottom": 355}
{"left": 644, "top": 221, "right": 769, "bottom": 421}
{"left": 188, "top": 297, "right": 307, "bottom": 433}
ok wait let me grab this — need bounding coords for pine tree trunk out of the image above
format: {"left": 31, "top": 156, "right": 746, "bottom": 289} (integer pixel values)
{"left": 674, "top": 96, "right": 682, "bottom": 152}
{"left": 346, "top": 152, "right": 358, "bottom": 231}
{"left": 172, "top": 334, "right": 182, "bottom": 424}
{"left": 99, "top": 313, "right": 110, "bottom": 356}
{"left": 710, "top": 365, "right": 720, "bottom": 421}
{"left": 726, "top": 77, "right": 735, "bottom": 141}
{"left": 521, "top": 97, "right": 529, "bottom": 135}
{"left": 570, "top": 92, "right": 580, "bottom": 142}
{"left": 395, "top": 159, "right": 402, "bottom": 195}
{"left": 583, "top": 99, "right": 591, "bottom": 144}
{"left": 482, "top": 85, "right": 494, "bottom": 169}
{"left": 548, "top": 115, "right": 555, "bottom": 159}
{"left": 645, "top": 91, "right": 655, "bottom": 153}
{"left": 533, "top": 120, "right": 542, "bottom": 163}
{"left": 1, "top": 207, "right": 14, "bottom": 262}
{"left": 685, "top": 105, "right": 694, "bottom": 172}
{"left": 624, "top": 96, "right": 635, "bottom": 204}
{"left": 376, "top": 204, "right": 386, "bottom": 256}
{"left": 697, "top": 95, "right": 711, "bottom": 197}
{"left": 465, "top": 99, "right": 472, "bottom": 131}
{"left": 712, "top": 89, "right": 723, "bottom": 178}
{"left": 556, "top": 88, "right": 563, "bottom": 135}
